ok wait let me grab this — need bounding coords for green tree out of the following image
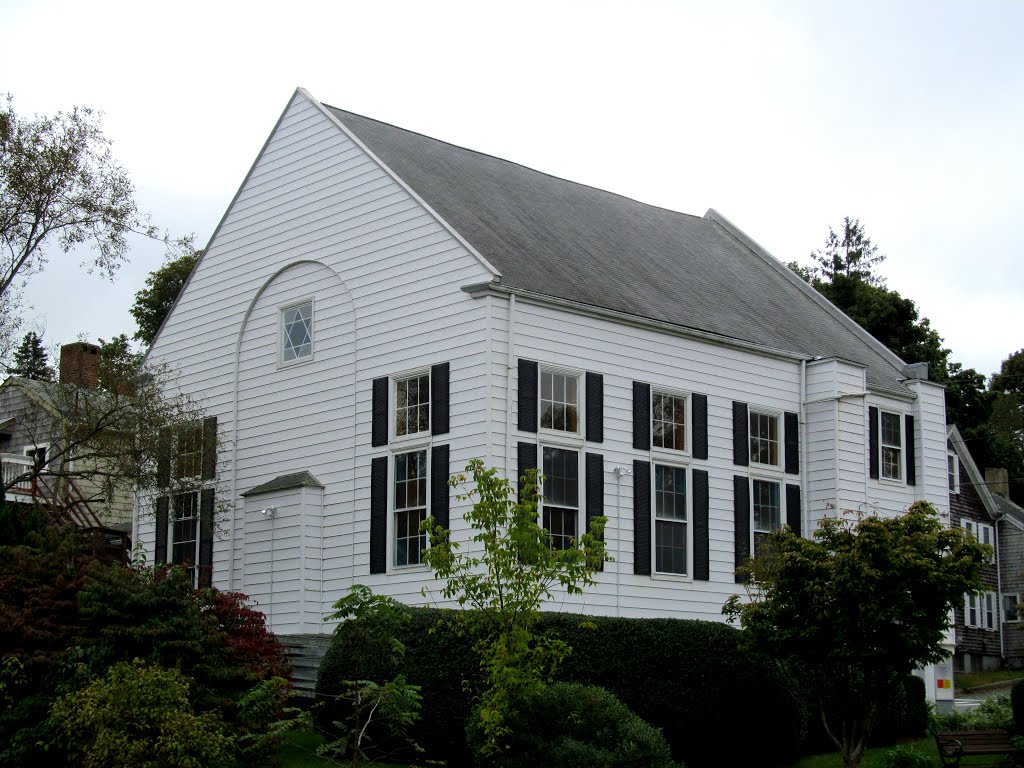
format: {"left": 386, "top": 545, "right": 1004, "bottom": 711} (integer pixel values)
{"left": 97, "top": 333, "right": 143, "bottom": 392}
{"left": 0, "top": 96, "right": 138, "bottom": 298}
{"left": 8, "top": 330, "right": 54, "bottom": 380}
{"left": 811, "top": 216, "right": 887, "bottom": 286}
{"left": 421, "top": 460, "right": 607, "bottom": 762}
{"left": 723, "top": 502, "right": 986, "bottom": 768}
{"left": 131, "top": 249, "right": 200, "bottom": 347}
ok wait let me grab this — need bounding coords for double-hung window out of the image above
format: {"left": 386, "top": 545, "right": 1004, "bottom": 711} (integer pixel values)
{"left": 652, "top": 391, "right": 687, "bottom": 452}
{"left": 540, "top": 370, "right": 580, "bottom": 434}
{"left": 880, "top": 410, "right": 903, "bottom": 481}
{"left": 963, "top": 519, "right": 995, "bottom": 564}
{"left": 394, "top": 449, "right": 428, "bottom": 567}
{"left": 752, "top": 478, "right": 782, "bottom": 558}
{"left": 280, "top": 299, "right": 314, "bottom": 365}
{"left": 1004, "top": 594, "right": 1020, "bottom": 623}
{"left": 749, "top": 410, "right": 780, "bottom": 468}
{"left": 965, "top": 591, "right": 998, "bottom": 630}
{"left": 172, "top": 491, "right": 200, "bottom": 582}
{"left": 654, "top": 464, "right": 688, "bottom": 574}
{"left": 542, "top": 446, "right": 579, "bottom": 550}
{"left": 395, "top": 373, "right": 430, "bottom": 438}
{"left": 948, "top": 452, "right": 960, "bottom": 494}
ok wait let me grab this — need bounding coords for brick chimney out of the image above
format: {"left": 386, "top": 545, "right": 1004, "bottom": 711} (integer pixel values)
{"left": 60, "top": 342, "right": 101, "bottom": 389}
{"left": 985, "top": 468, "right": 1010, "bottom": 499}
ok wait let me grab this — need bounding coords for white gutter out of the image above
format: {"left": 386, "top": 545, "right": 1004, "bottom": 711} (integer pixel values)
{"left": 800, "top": 360, "right": 808, "bottom": 535}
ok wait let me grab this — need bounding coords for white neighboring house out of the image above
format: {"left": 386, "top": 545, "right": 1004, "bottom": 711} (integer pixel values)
{"left": 136, "top": 88, "right": 950, "bottom": 688}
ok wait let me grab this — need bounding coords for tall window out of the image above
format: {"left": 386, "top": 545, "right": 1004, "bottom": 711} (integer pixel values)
{"left": 174, "top": 422, "right": 203, "bottom": 479}
{"left": 394, "top": 450, "right": 427, "bottom": 566}
{"left": 880, "top": 411, "right": 902, "bottom": 481}
{"left": 1004, "top": 594, "right": 1019, "bottom": 623}
{"left": 395, "top": 373, "right": 430, "bottom": 437}
{"left": 281, "top": 299, "right": 313, "bottom": 363}
{"left": 752, "top": 479, "right": 782, "bottom": 557}
{"left": 172, "top": 492, "right": 199, "bottom": 583}
{"left": 965, "top": 592, "right": 979, "bottom": 627}
{"left": 963, "top": 519, "right": 994, "bottom": 563}
{"left": 654, "top": 464, "right": 687, "bottom": 574}
{"left": 542, "top": 447, "right": 578, "bottom": 550}
{"left": 540, "top": 370, "right": 579, "bottom": 433}
{"left": 749, "top": 411, "right": 779, "bottom": 467}
{"left": 652, "top": 392, "right": 687, "bottom": 451}
{"left": 948, "top": 452, "right": 960, "bottom": 493}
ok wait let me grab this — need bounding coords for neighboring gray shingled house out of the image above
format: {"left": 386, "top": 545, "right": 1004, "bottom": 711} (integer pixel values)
{"left": 948, "top": 425, "right": 1024, "bottom": 671}
{"left": 137, "top": 88, "right": 952, "bottom": 701}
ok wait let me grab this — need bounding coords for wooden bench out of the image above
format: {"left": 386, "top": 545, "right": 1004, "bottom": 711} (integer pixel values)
{"left": 934, "top": 729, "right": 1024, "bottom": 767}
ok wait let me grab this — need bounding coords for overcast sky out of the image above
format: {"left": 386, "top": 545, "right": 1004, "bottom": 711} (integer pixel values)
{"left": 2, "top": 0, "right": 1021, "bottom": 379}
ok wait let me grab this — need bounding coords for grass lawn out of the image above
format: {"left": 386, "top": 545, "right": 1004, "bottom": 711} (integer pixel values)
{"left": 276, "top": 729, "right": 408, "bottom": 768}
{"left": 790, "top": 736, "right": 1008, "bottom": 767}
{"left": 957, "top": 669, "right": 1024, "bottom": 690}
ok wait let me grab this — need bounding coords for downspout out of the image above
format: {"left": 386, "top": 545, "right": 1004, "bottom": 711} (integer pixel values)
{"left": 504, "top": 293, "right": 517, "bottom": 479}
{"left": 996, "top": 514, "right": 1005, "bottom": 661}
{"left": 800, "top": 360, "right": 807, "bottom": 534}
{"left": 613, "top": 465, "right": 632, "bottom": 617}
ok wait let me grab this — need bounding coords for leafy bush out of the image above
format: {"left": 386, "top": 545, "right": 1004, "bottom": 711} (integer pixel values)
{"left": 482, "top": 681, "right": 682, "bottom": 768}
{"left": 50, "top": 659, "right": 234, "bottom": 768}
{"left": 882, "top": 744, "right": 933, "bottom": 768}
{"left": 932, "top": 693, "right": 1013, "bottom": 731}
{"left": 1013, "top": 680, "right": 1024, "bottom": 729}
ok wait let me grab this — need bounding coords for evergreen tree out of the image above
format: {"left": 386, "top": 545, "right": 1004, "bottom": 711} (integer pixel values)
{"left": 9, "top": 331, "right": 54, "bottom": 380}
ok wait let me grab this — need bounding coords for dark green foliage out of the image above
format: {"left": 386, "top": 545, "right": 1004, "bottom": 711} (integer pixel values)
{"left": 9, "top": 330, "right": 54, "bottom": 380}
{"left": 319, "top": 608, "right": 802, "bottom": 768}
{"left": 485, "top": 681, "right": 682, "bottom": 768}
{"left": 96, "top": 333, "right": 143, "bottom": 392}
{"left": 932, "top": 692, "right": 1013, "bottom": 731}
{"left": 1013, "top": 680, "right": 1024, "bottom": 730}
{"left": 131, "top": 249, "right": 200, "bottom": 347}
{"left": 0, "top": 501, "right": 47, "bottom": 544}
{"left": 881, "top": 744, "right": 933, "bottom": 768}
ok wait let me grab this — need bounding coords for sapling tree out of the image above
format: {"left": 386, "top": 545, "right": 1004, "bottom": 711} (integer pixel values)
{"left": 723, "top": 501, "right": 986, "bottom": 768}
{"left": 421, "top": 459, "right": 608, "bottom": 761}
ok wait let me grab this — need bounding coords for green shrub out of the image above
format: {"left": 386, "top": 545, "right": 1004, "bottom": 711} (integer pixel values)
{"left": 1012, "top": 680, "right": 1024, "bottom": 729}
{"left": 482, "top": 682, "right": 682, "bottom": 768}
{"left": 882, "top": 744, "right": 933, "bottom": 768}
{"left": 932, "top": 692, "right": 1013, "bottom": 731}
{"left": 50, "top": 660, "right": 234, "bottom": 768}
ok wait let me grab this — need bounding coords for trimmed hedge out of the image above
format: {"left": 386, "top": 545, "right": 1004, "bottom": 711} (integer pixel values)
{"left": 318, "top": 609, "right": 802, "bottom": 767}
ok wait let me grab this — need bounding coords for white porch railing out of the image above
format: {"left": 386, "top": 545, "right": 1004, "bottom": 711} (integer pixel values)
{"left": 1, "top": 453, "right": 34, "bottom": 493}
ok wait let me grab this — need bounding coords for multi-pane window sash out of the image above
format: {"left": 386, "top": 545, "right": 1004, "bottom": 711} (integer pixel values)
{"left": 984, "top": 592, "right": 997, "bottom": 630}
{"left": 749, "top": 411, "right": 779, "bottom": 466}
{"left": 540, "top": 370, "right": 579, "bottom": 433}
{"left": 880, "top": 411, "right": 902, "bottom": 481}
{"left": 174, "top": 422, "right": 203, "bottom": 480}
{"left": 394, "top": 450, "right": 428, "bottom": 566}
{"left": 281, "top": 301, "right": 313, "bottom": 363}
{"left": 542, "top": 447, "right": 578, "bottom": 550}
{"left": 948, "top": 452, "right": 959, "bottom": 493}
{"left": 172, "top": 492, "right": 199, "bottom": 584}
{"left": 1005, "top": 594, "right": 1020, "bottom": 623}
{"left": 654, "top": 465, "right": 687, "bottom": 574}
{"left": 652, "top": 392, "right": 687, "bottom": 451}
{"left": 395, "top": 374, "right": 430, "bottom": 438}
{"left": 752, "top": 479, "right": 781, "bottom": 558}
{"left": 965, "top": 592, "right": 980, "bottom": 627}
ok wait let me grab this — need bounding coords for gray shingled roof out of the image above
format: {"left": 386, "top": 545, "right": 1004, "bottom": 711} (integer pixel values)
{"left": 328, "top": 107, "right": 909, "bottom": 393}
{"left": 241, "top": 471, "right": 324, "bottom": 497}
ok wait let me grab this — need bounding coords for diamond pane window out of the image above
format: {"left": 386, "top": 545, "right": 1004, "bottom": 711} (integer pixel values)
{"left": 281, "top": 300, "right": 313, "bottom": 363}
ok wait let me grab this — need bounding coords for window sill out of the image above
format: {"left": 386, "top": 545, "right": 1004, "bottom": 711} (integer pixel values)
{"left": 390, "top": 563, "right": 431, "bottom": 574}
{"left": 651, "top": 571, "right": 693, "bottom": 583}
{"left": 389, "top": 434, "right": 432, "bottom": 451}
{"left": 650, "top": 447, "right": 692, "bottom": 464}
{"left": 277, "top": 355, "right": 315, "bottom": 371}
{"left": 537, "top": 429, "right": 585, "bottom": 449}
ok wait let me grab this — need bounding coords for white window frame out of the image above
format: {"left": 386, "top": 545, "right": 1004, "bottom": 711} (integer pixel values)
{"left": 279, "top": 297, "right": 315, "bottom": 367}
{"left": 538, "top": 366, "right": 584, "bottom": 441}
{"left": 1004, "top": 593, "right": 1020, "bottom": 623}
{"left": 948, "top": 451, "right": 960, "bottom": 494}
{"left": 23, "top": 442, "right": 49, "bottom": 471}
{"left": 965, "top": 592, "right": 980, "bottom": 627}
{"left": 749, "top": 408, "right": 782, "bottom": 469}
{"left": 173, "top": 422, "right": 204, "bottom": 481}
{"left": 390, "top": 447, "right": 431, "bottom": 569}
{"left": 650, "top": 388, "right": 690, "bottom": 456}
{"left": 879, "top": 409, "right": 903, "bottom": 482}
{"left": 652, "top": 461, "right": 691, "bottom": 578}
{"left": 539, "top": 444, "right": 582, "bottom": 551}
{"left": 391, "top": 369, "right": 432, "bottom": 443}
{"left": 750, "top": 475, "right": 784, "bottom": 558}
{"left": 984, "top": 591, "right": 997, "bottom": 630}
{"left": 963, "top": 519, "right": 995, "bottom": 564}
{"left": 170, "top": 490, "right": 201, "bottom": 586}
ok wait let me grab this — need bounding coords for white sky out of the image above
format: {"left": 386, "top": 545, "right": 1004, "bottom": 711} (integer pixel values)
{"left": 2, "top": 0, "right": 1022, "bottom": 378}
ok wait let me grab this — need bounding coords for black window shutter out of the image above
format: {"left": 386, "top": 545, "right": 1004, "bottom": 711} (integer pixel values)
{"left": 369, "top": 457, "right": 388, "bottom": 574}
{"left": 733, "top": 475, "right": 750, "bottom": 581}
{"left": 784, "top": 411, "right": 799, "bottom": 475}
{"left": 905, "top": 414, "right": 916, "bottom": 486}
{"left": 732, "top": 402, "right": 749, "bottom": 466}
{"left": 633, "top": 460, "right": 651, "bottom": 576}
{"left": 517, "top": 442, "right": 538, "bottom": 504}
{"left": 693, "top": 469, "right": 710, "bottom": 581}
{"left": 586, "top": 453, "right": 605, "bottom": 572}
{"left": 371, "top": 377, "right": 388, "bottom": 447}
{"left": 155, "top": 496, "right": 169, "bottom": 563}
{"left": 586, "top": 372, "right": 604, "bottom": 443}
{"left": 868, "top": 406, "right": 880, "bottom": 479}
{"left": 431, "top": 444, "right": 450, "bottom": 529}
{"left": 786, "top": 484, "right": 802, "bottom": 538}
{"left": 201, "top": 416, "right": 218, "bottom": 481}
{"left": 518, "top": 359, "right": 538, "bottom": 433}
{"left": 156, "top": 428, "right": 171, "bottom": 487}
{"left": 431, "top": 362, "right": 450, "bottom": 436}
{"left": 633, "top": 382, "right": 650, "bottom": 450}
{"left": 692, "top": 393, "right": 708, "bottom": 460}
{"left": 198, "top": 488, "right": 215, "bottom": 588}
